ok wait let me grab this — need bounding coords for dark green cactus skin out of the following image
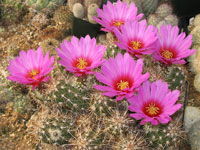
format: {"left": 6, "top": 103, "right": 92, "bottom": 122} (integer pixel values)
{"left": 165, "top": 66, "right": 186, "bottom": 90}
{"left": 144, "top": 123, "right": 181, "bottom": 149}
{"left": 40, "top": 117, "right": 74, "bottom": 145}
{"left": 105, "top": 47, "right": 123, "bottom": 58}
{"left": 51, "top": 80, "right": 90, "bottom": 113}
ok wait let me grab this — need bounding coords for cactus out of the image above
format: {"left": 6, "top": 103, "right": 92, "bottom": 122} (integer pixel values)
{"left": 39, "top": 38, "right": 60, "bottom": 56}
{"left": 53, "top": 6, "right": 73, "bottom": 31}
{"left": 70, "top": 115, "right": 107, "bottom": 149}
{"left": 190, "top": 25, "right": 200, "bottom": 46}
{"left": 104, "top": 32, "right": 118, "bottom": 50}
{"left": 155, "top": 3, "right": 173, "bottom": 18}
{"left": 32, "top": 12, "right": 49, "bottom": 30}
{"left": 87, "top": 3, "right": 99, "bottom": 24}
{"left": 83, "top": 0, "right": 101, "bottom": 9}
{"left": 67, "top": 0, "right": 82, "bottom": 11}
{"left": 105, "top": 46, "right": 124, "bottom": 58}
{"left": 194, "top": 74, "right": 200, "bottom": 92}
{"left": 123, "top": 0, "right": 143, "bottom": 14}
{"left": 89, "top": 92, "right": 116, "bottom": 115}
{"left": 0, "top": 0, "right": 25, "bottom": 25}
{"left": 44, "top": 80, "right": 90, "bottom": 113}
{"left": 25, "top": 0, "right": 64, "bottom": 13}
{"left": 39, "top": 117, "right": 74, "bottom": 146}
{"left": 0, "top": 63, "right": 32, "bottom": 114}
{"left": 144, "top": 119, "right": 184, "bottom": 149}
{"left": 142, "top": 0, "right": 159, "bottom": 17}
{"left": 72, "top": 3, "right": 85, "bottom": 19}
{"left": 165, "top": 65, "right": 187, "bottom": 90}
{"left": 147, "top": 13, "right": 162, "bottom": 26}
{"left": 103, "top": 108, "right": 136, "bottom": 135}
{"left": 112, "top": 131, "right": 147, "bottom": 150}
{"left": 164, "top": 14, "right": 178, "bottom": 26}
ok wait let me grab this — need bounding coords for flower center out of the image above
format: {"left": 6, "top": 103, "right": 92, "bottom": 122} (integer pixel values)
{"left": 111, "top": 20, "right": 124, "bottom": 27}
{"left": 117, "top": 80, "right": 129, "bottom": 91}
{"left": 144, "top": 102, "right": 161, "bottom": 117}
{"left": 27, "top": 69, "right": 40, "bottom": 80}
{"left": 129, "top": 40, "right": 143, "bottom": 50}
{"left": 76, "top": 58, "right": 88, "bottom": 69}
{"left": 161, "top": 50, "right": 173, "bottom": 59}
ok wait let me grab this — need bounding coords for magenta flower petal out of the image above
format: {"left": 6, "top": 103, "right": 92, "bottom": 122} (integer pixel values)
{"left": 114, "top": 20, "right": 158, "bottom": 57}
{"left": 7, "top": 47, "right": 54, "bottom": 89}
{"left": 56, "top": 35, "right": 106, "bottom": 76}
{"left": 152, "top": 24, "right": 196, "bottom": 65}
{"left": 95, "top": 53, "right": 149, "bottom": 101}
{"left": 94, "top": 0, "right": 143, "bottom": 33}
{"left": 128, "top": 80, "right": 182, "bottom": 125}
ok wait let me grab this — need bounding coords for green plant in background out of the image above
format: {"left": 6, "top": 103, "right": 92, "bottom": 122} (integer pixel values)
{"left": 25, "top": 0, "right": 64, "bottom": 13}
{"left": 0, "top": 0, "right": 25, "bottom": 25}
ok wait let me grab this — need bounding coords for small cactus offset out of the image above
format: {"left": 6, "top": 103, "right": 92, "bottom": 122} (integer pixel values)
{"left": 39, "top": 117, "right": 75, "bottom": 146}
{"left": 165, "top": 65, "right": 187, "bottom": 90}
{"left": 155, "top": 2, "right": 173, "bottom": 18}
{"left": 73, "top": 3, "right": 85, "bottom": 19}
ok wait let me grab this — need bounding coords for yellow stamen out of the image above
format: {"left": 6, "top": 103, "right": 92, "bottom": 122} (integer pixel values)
{"left": 112, "top": 20, "right": 124, "bottom": 27}
{"left": 145, "top": 102, "right": 160, "bottom": 116}
{"left": 161, "top": 50, "right": 173, "bottom": 59}
{"left": 76, "top": 58, "right": 88, "bottom": 69}
{"left": 28, "top": 69, "right": 40, "bottom": 80}
{"left": 130, "top": 41, "right": 142, "bottom": 49}
{"left": 117, "top": 80, "right": 129, "bottom": 91}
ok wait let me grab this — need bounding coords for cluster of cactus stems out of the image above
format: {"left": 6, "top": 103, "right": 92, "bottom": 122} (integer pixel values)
{"left": 0, "top": 0, "right": 188, "bottom": 150}
{"left": 0, "top": 42, "right": 186, "bottom": 150}
{"left": 25, "top": 61, "right": 184, "bottom": 149}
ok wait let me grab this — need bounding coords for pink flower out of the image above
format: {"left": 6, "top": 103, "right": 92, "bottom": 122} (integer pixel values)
{"left": 94, "top": 0, "right": 143, "bottom": 33}
{"left": 114, "top": 20, "right": 158, "bottom": 57}
{"left": 7, "top": 47, "right": 54, "bottom": 90}
{"left": 152, "top": 24, "right": 196, "bottom": 65}
{"left": 94, "top": 53, "right": 149, "bottom": 101}
{"left": 56, "top": 35, "right": 106, "bottom": 76}
{"left": 128, "top": 80, "right": 182, "bottom": 125}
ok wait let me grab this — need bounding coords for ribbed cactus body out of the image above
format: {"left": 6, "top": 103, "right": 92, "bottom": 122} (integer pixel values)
{"left": 142, "top": 0, "right": 158, "bottom": 17}
{"left": 165, "top": 65, "right": 187, "bottom": 90}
